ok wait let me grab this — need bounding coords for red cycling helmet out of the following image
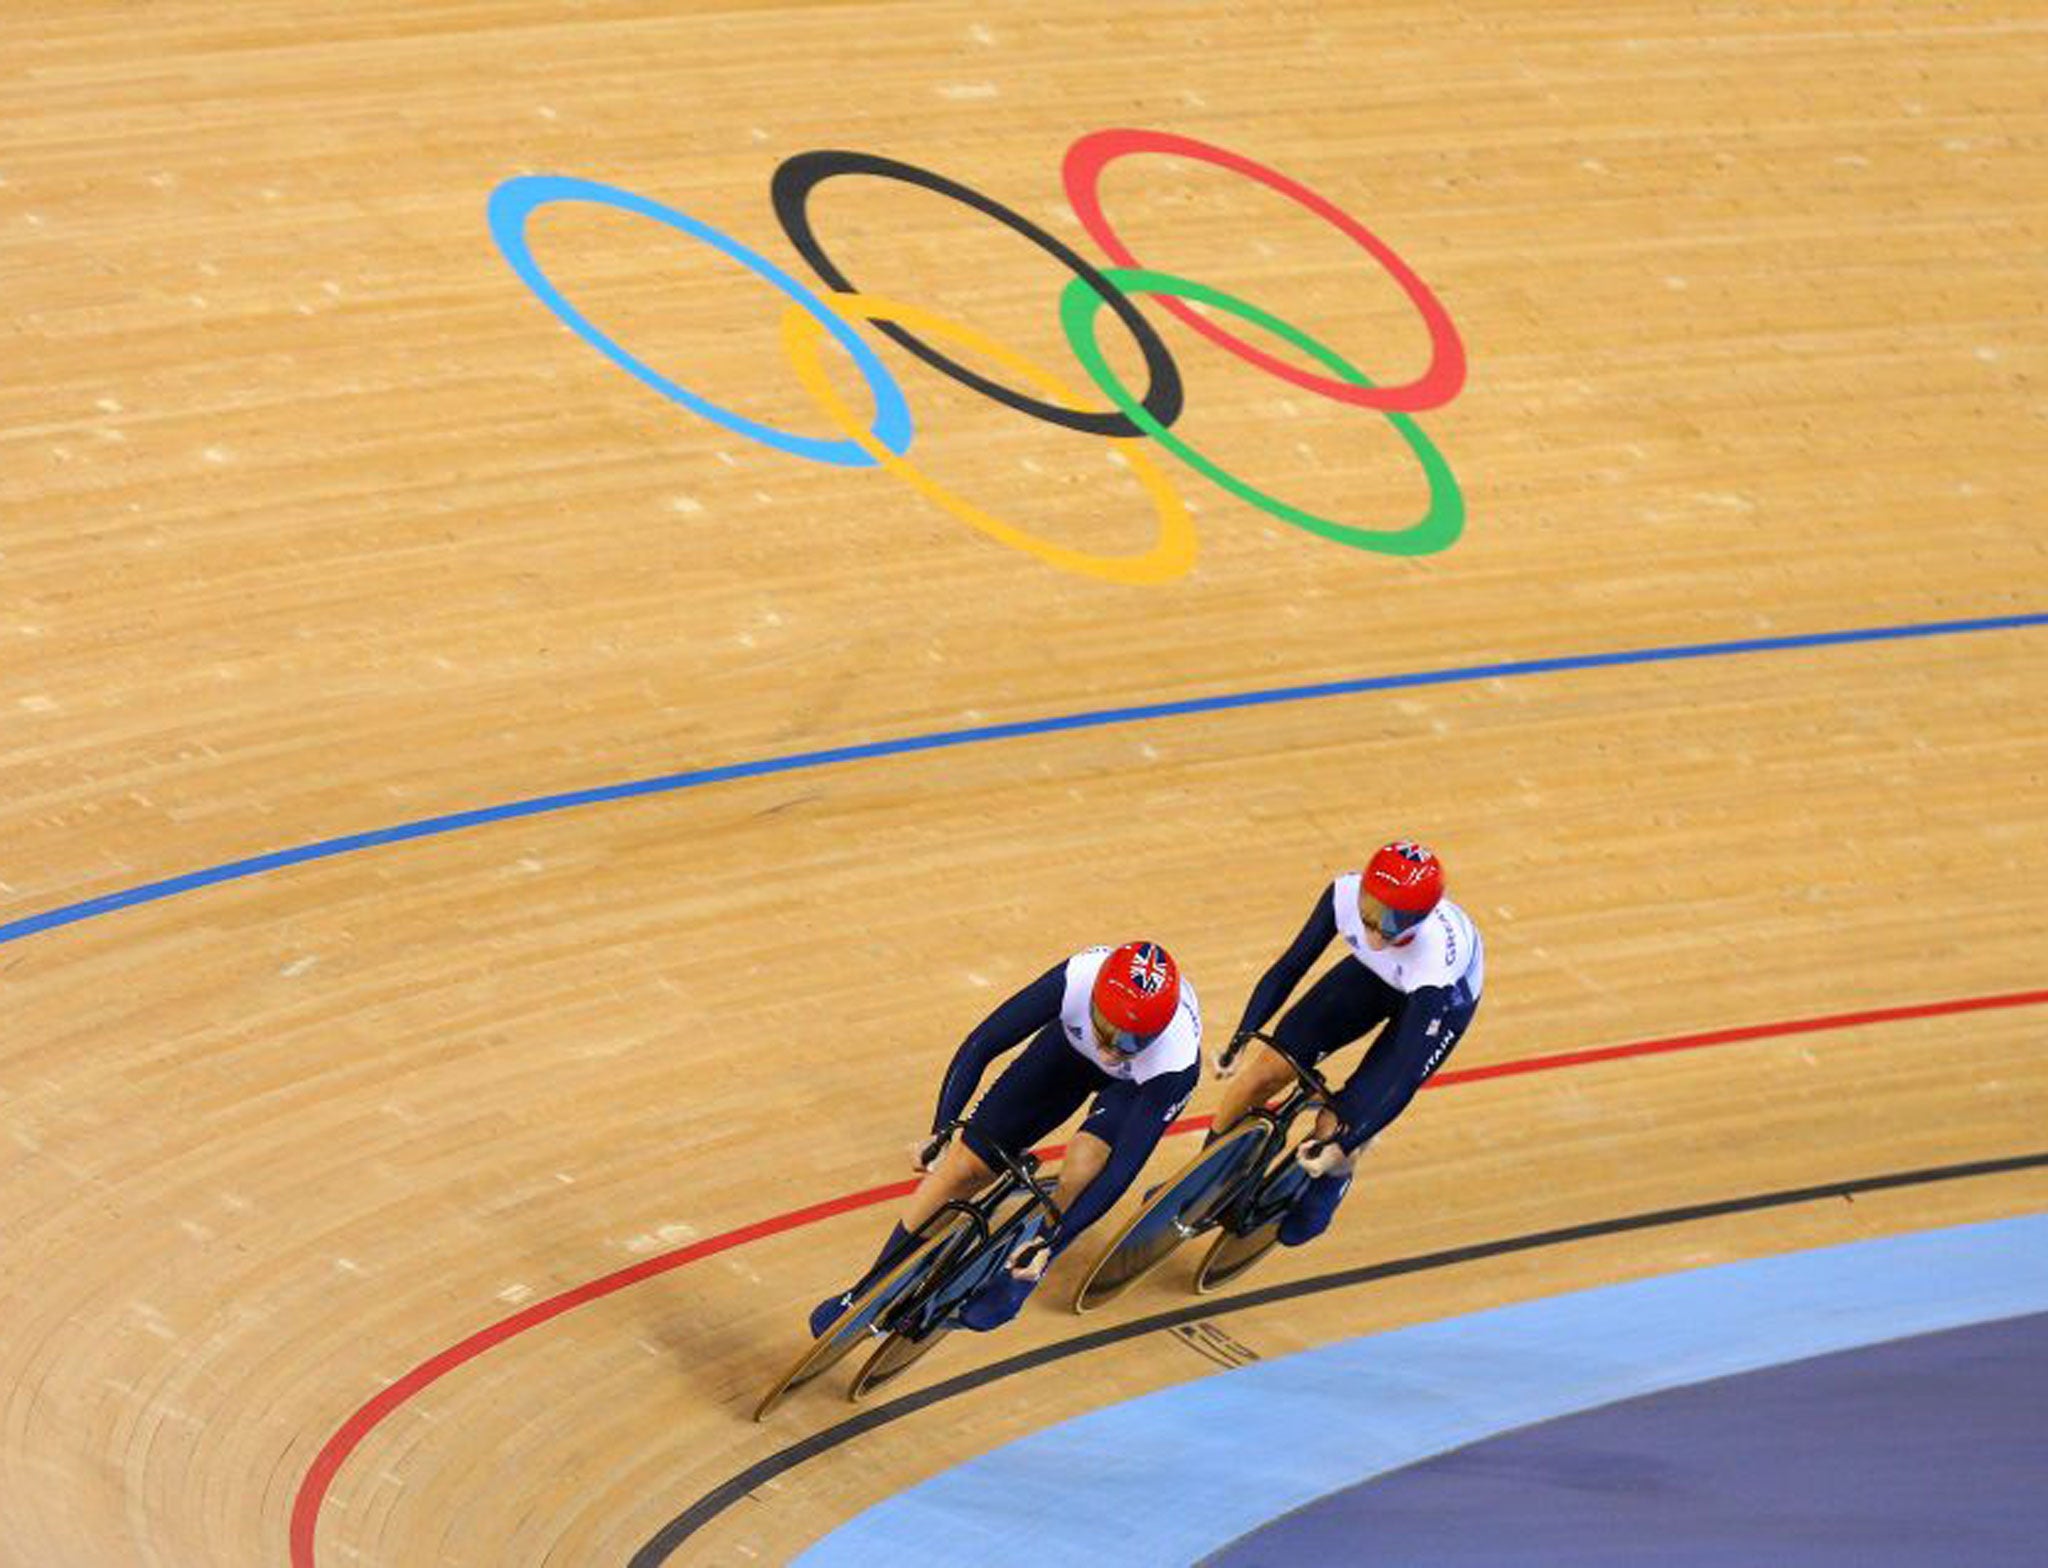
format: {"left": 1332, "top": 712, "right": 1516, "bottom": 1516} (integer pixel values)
{"left": 1091, "top": 941, "right": 1181, "bottom": 1045}
{"left": 1363, "top": 841, "right": 1445, "bottom": 940}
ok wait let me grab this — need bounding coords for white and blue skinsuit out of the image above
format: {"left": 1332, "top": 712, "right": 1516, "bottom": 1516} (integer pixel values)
{"left": 933, "top": 946, "right": 1202, "bottom": 1254}
{"left": 1236, "top": 872, "right": 1484, "bottom": 1156}
{"left": 812, "top": 948, "right": 1200, "bottom": 1337}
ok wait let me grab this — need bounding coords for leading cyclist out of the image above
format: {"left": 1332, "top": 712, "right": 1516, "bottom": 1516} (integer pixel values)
{"left": 810, "top": 940, "right": 1201, "bottom": 1335}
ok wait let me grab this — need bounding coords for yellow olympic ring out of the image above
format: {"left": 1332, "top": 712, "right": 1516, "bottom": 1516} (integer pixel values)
{"left": 779, "top": 292, "right": 1196, "bottom": 586}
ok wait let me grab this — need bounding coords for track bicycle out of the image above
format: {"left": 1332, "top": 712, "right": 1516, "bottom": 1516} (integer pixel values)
{"left": 1072, "top": 1032, "right": 1337, "bottom": 1311}
{"left": 754, "top": 1127, "right": 1062, "bottom": 1419}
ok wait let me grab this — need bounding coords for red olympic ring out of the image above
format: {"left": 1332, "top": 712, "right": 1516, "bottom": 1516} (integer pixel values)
{"left": 1062, "top": 127, "right": 1467, "bottom": 413}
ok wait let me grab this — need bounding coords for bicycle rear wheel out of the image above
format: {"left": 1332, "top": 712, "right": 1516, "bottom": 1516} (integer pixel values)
{"left": 1193, "top": 1161, "right": 1307, "bottom": 1292}
{"left": 1071, "top": 1118, "right": 1272, "bottom": 1313}
{"left": 753, "top": 1211, "right": 974, "bottom": 1421}
{"left": 848, "top": 1189, "right": 1038, "bottom": 1401}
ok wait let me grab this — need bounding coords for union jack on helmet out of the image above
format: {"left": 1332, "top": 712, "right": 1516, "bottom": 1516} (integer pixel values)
{"left": 1092, "top": 940, "right": 1181, "bottom": 1043}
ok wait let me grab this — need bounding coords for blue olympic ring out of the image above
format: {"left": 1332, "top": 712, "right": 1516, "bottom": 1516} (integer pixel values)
{"left": 486, "top": 174, "right": 913, "bottom": 468}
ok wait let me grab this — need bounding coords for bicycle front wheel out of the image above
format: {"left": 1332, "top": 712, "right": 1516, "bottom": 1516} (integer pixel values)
{"left": 846, "top": 1314, "right": 944, "bottom": 1400}
{"left": 1193, "top": 1160, "right": 1307, "bottom": 1292}
{"left": 849, "top": 1188, "right": 1039, "bottom": 1401}
{"left": 753, "top": 1211, "right": 973, "bottom": 1421}
{"left": 1071, "top": 1117, "right": 1272, "bottom": 1313}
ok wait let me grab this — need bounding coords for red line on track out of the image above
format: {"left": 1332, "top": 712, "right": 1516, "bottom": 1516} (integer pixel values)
{"left": 288, "top": 986, "right": 2048, "bottom": 1566}
{"left": 1427, "top": 991, "right": 2048, "bottom": 1087}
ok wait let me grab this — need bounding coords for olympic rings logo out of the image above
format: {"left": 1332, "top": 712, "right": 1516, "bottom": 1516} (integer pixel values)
{"left": 489, "top": 129, "right": 1468, "bottom": 586}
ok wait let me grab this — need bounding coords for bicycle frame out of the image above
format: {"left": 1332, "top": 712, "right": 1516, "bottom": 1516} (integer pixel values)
{"left": 879, "top": 1123, "right": 1062, "bottom": 1340}
{"left": 1211, "top": 1032, "right": 1339, "bottom": 1232}
{"left": 1070, "top": 1035, "right": 1344, "bottom": 1312}
{"left": 757, "top": 1123, "right": 1071, "bottom": 1417}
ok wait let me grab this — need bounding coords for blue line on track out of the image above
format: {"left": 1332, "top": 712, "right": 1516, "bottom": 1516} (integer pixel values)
{"left": 4, "top": 611, "right": 2041, "bottom": 947}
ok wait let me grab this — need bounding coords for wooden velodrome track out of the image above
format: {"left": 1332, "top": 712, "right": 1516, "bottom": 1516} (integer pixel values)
{"left": 3, "top": 2, "right": 2044, "bottom": 1564}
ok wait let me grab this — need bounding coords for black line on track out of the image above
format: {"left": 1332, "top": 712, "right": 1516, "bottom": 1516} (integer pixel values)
{"left": 631, "top": 1148, "right": 2048, "bottom": 1564}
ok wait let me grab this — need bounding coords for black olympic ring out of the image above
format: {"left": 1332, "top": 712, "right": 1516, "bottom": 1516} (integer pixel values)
{"left": 770, "top": 148, "right": 1186, "bottom": 440}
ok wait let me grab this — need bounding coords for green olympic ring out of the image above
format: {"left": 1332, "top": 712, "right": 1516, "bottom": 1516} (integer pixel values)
{"left": 1060, "top": 267, "right": 1463, "bottom": 557}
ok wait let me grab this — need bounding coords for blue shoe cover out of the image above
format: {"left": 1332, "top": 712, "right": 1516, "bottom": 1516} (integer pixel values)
{"left": 1278, "top": 1170, "right": 1352, "bottom": 1247}
{"left": 958, "top": 1269, "right": 1038, "bottom": 1332}
{"left": 809, "top": 1289, "right": 856, "bottom": 1338}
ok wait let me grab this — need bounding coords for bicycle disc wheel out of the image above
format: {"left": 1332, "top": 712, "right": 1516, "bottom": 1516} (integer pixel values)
{"left": 845, "top": 1311, "right": 946, "bottom": 1401}
{"left": 1071, "top": 1118, "right": 1272, "bottom": 1313}
{"left": 752, "top": 1211, "right": 973, "bottom": 1421}
{"left": 1193, "top": 1214, "right": 1285, "bottom": 1291}
{"left": 1193, "top": 1161, "right": 1306, "bottom": 1293}
{"left": 848, "top": 1189, "right": 1039, "bottom": 1402}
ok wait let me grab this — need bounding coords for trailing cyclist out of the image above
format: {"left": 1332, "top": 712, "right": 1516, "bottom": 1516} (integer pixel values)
{"left": 1211, "top": 841, "right": 1483, "bottom": 1247}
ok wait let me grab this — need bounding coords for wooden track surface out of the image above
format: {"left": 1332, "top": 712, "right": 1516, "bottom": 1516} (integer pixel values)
{"left": 2, "top": 3, "right": 2043, "bottom": 1564}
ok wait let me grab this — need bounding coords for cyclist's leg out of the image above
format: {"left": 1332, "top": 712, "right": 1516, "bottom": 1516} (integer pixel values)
{"left": 809, "top": 1135, "right": 995, "bottom": 1336}
{"left": 1211, "top": 960, "right": 1395, "bottom": 1139}
{"left": 811, "top": 1025, "right": 1087, "bottom": 1335}
{"left": 1063, "top": 1067, "right": 1194, "bottom": 1210}
{"left": 1051, "top": 1129, "right": 1110, "bottom": 1208}
{"left": 1212, "top": 960, "right": 1402, "bottom": 1135}
{"left": 1207, "top": 1039, "right": 1298, "bottom": 1138}
{"left": 1054, "top": 1073, "right": 1152, "bottom": 1209}
{"left": 1264, "top": 965, "right": 1398, "bottom": 1245}
{"left": 959, "top": 1113, "right": 1116, "bottom": 1332}
{"left": 899, "top": 1135, "right": 996, "bottom": 1234}
{"left": 950, "top": 1045, "right": 1104, "bottom": 1332}
{"left": 1276, "top": 1157, "right": 1356, "bottom": 1247}
{"left": 1272, "top": 961, "right": 1399, "bottom": 1075}
{"left": 955, "top": 1024, "right": 1099, "bottom": 1176}
{"left": 1279, "top": 979, "right": 1477, "bottom": 1246}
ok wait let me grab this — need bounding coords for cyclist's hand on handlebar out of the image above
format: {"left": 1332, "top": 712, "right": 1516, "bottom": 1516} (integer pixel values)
{"left": 1214, "top": 1031, "right": 1254, "bottom": 1080}
{"left": 1006, "top": 1235, "right": 1052, "bottom": 1282}
{"left": 1296, "top": 1137, "right": 1350, "bottom": 1178}
{"left": 912, "top": 1128, "right": 953, "bottom": 1173}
